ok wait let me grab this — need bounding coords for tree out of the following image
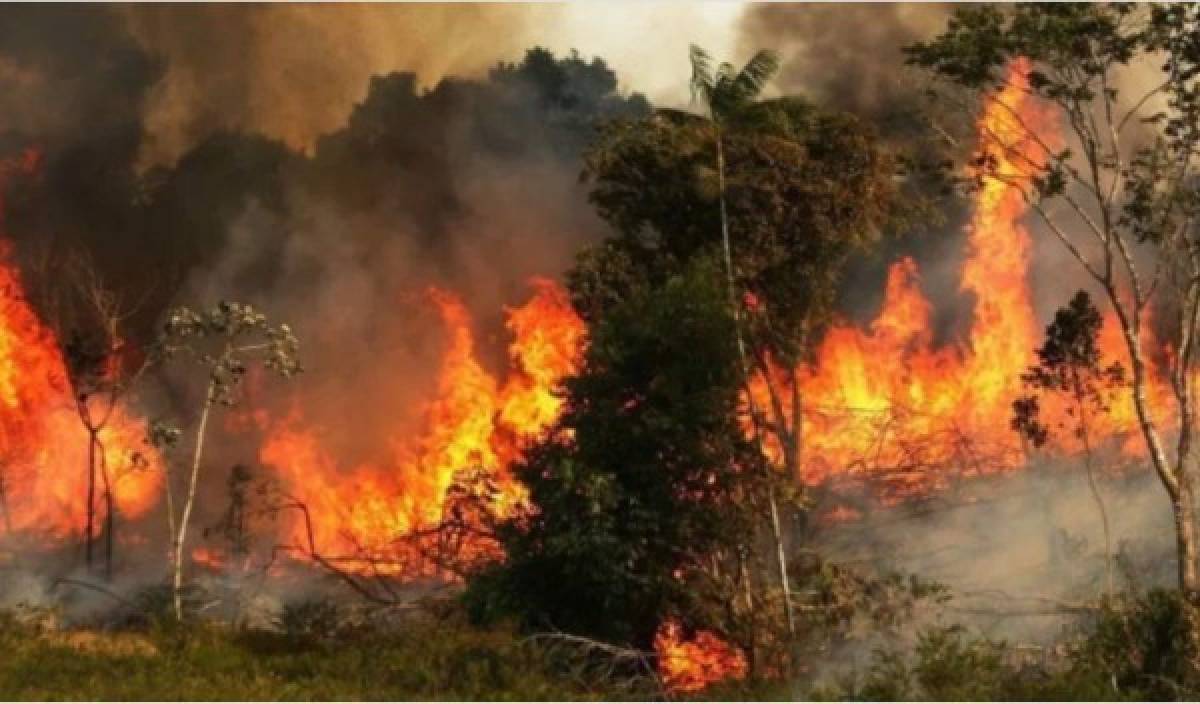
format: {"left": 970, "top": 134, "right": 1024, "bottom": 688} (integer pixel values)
{"left": 578, "top": 48, "right": 901, "bottom": 640}
{"left": 63, "top": 257, "right": 154, "bottom": 582}
{"left": 680, "top": 46, "right": 780, "bottom": 370}
{"left": 23, "top": 245, "right": 154, "bottom": 580}
{"left": 158, "top": 301, "right": 299, "bottom": 620}
{"left": 468, "top": 260, "right": 767, "bottom": 658}
{"left": 1012, "top": 290, "right": 1125, "bottom": 600}
{"left": 907, "top": 2, "right": 1200, "bottom": 614}
{"left": 678, "top": 46, "right": 798, "bottom": 636}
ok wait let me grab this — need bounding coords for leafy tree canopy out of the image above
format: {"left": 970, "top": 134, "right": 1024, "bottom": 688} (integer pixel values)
{"left": 574, "top": 93, "right": 901, "bottom": 362}
{"left": 467, "top": 257, "right": 763, "bottom": 648}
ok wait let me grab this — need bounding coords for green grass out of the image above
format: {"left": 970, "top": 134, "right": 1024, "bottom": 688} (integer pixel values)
{"left": 0, "top": 613, "right": 630, "bottom": 701}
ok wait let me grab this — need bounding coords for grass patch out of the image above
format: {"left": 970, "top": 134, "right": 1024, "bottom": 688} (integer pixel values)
{"left": 0, "top": 610, "right": 631, "bottom": 701}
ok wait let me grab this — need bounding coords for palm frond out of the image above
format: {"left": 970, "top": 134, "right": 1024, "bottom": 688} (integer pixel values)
{"left": 729, "top": 49, "right": 781, "bottom": 105}
{"left": 688, "top": 45, "right": 783, "bottom": 123}
{"left": 688, "top": 44, "right": 715, "bottom": 108}
{"left": 711, "top": 62, "right": 739, "bottom": 119}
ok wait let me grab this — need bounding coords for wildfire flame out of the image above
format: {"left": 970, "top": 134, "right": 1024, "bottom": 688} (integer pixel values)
{"left": 748, "top": 59, "right": 1171, "bottom": 503}
{"left": 259, "top": 277, "right": 583, "bottom": 570}
{"left": 654, "top": 621, "right": 748, "bottom": 693}
{"left": 0, "top": 151, "right": 161, "bottom": 543}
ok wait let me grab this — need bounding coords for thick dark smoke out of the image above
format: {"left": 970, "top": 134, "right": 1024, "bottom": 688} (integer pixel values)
{"left": 121, "top": 4, "right": 573, "bottom": 167}
{"left": 0, "top": 6, "right": 162, "bottom": 302}
{"left": 0, "top": 5, "right": 648, "bottom": 336}
{"left": 736, "top": 3, "right": 982, "bottom": 343}
{"left": 738, "top": 3, "right": 952, "bottom": 119}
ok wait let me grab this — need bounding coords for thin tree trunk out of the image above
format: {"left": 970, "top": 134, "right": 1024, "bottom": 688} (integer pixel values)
{"left": 99, "top": 444, "right": 114, "bottom": 582}
{"left": 766, "top": 484, "right": 795, "bottom": 634}
{"left": 173, "top": 379, "right": 215, "bottom": 621}
{"left": 714, "top": 129, "right": 796, "bottom": 638}
{"left": 716, "top": 135, "right": 752, "bottom": 373}
{"left": 1075, "top": 388, "right": 1112, "bottom": 600}
{"left": 1110, "top": 305, "right": 1198, "bottom": 595}
{"left": 84, "top": 424, "right": 96, "bottom": 572}
{"left": 165, "top": 460, "right": 177, "bottom": 566}
{"left": 1176, "top": 478, "right": 1200, "bottom": 597}
{"left": 0, "top": 467, "right": 11, "bottom": 536}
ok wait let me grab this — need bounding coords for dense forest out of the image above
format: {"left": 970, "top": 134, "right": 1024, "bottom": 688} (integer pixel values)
{"left": 3, "top": 3, "right": 1200, "bottom": 701}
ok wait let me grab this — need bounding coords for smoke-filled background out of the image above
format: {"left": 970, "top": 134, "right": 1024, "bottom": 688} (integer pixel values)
{"left": 0, "top": 3, "right": 1176, "bottom": 648}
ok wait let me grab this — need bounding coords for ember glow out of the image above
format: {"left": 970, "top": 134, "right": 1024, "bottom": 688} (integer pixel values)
{"left": 654, "top": 620, "right": 749, "bottom": 693}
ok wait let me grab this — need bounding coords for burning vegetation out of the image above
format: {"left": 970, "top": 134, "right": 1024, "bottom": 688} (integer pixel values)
{"left": 4, "top": 3, "right": 1200, "bottom": 701}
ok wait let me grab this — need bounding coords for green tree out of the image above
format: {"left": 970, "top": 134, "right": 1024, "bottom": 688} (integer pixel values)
{"left": 577, "top": 48, "right": 901, "bottom": 641}
{"left": 1012, "top": 290, "right": 1125, "bottom": 600}
{"left": 907, "top": 2, "right": 1200, "bottom": 614}
{"left": 468, "top": 260, "right": 764, "bottom": 655}
{"left": 158, "top": 301, "right": 299, "bottom": 620}
{"left": 581, "top": 54, "right": 898, "bottom": 474}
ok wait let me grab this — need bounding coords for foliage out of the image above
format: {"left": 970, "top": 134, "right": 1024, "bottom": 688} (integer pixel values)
{"left": 467, "top": 259, "right": 765, "bottom": 649}
{"left": 578, "top": 94, "right": 899, "bottom": 359}
{"left": 1013, "top": 290, "right": 1127, "bottom": 600}
{"left": 276, "top": 599, "right": 343, "bottom": 644}
{"left": 159, "top": 301, "right": 300, "bottom": 400}
{"left": 1013, "top": 290, "right": 1125, "bottom": 448}
{"left": 158, "top": 300, "right": 300, "bottom": 621}
{"left": 1070, "top": 589, "right": 1200, "bottom": 699}
{"left": 788, "top": 556, "right": 950, "bottom": 657}
{"left": 489, "top": 47, "right": 652, "bottom": 152}
{"left": 206, "top": 464, "right": 260, "bottom": 560}
{"left": 7, "top": 587, "right": 1198, "bottom": 701}
{"left": 686, "top": 45, "right": 781, "bottom": 125}
{"left": 791, "top": 588, "right": 1200, "bottom": 701}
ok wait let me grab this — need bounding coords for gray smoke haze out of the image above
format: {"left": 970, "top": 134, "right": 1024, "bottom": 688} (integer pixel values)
{"left": 786, "top": 453, "right": 1176, "bottom": 694}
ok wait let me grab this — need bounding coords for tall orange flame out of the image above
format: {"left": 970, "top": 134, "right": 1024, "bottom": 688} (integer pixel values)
{"left": 259, "top": 277, "right": 583, "bottom": 568}
{"left": 768, "top": 59, "right": 1167, "bottom": 501}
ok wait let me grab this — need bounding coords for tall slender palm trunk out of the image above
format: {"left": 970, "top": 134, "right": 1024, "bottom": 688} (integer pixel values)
{"left": 714, "top": 129, "right": 796, "bottom": 638}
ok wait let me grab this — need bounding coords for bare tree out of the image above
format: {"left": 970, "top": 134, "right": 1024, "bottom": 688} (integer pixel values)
{"left": 19, "top": 244, "right": 155, "bottom": 578}
{"left": 62, "top": 252, "right": 157, "bottom": 580}
{"left": 158, "top": 301, "right": 299, "bottom": 620}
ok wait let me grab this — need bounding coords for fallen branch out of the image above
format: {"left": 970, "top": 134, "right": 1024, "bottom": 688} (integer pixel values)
{"left": 524, "top": 630, "right": 667, "bottom": 699}
{"left": 50, "top": 577, "right": 138, "bottom": 612}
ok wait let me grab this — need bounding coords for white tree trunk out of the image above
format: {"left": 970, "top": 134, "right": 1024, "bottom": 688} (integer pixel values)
{"left": 172, "top": 380, "right": 215, "bottom": 621}
{"left": 715, "top": 130, "right": 796, "bottom": 637}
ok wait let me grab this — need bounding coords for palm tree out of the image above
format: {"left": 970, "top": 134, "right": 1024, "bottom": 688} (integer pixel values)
{"left": 681, "top": 45, "right": 797, "bottom": 638}
{"left": 685, "top": 45, "right": 779, "bottom": 355}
